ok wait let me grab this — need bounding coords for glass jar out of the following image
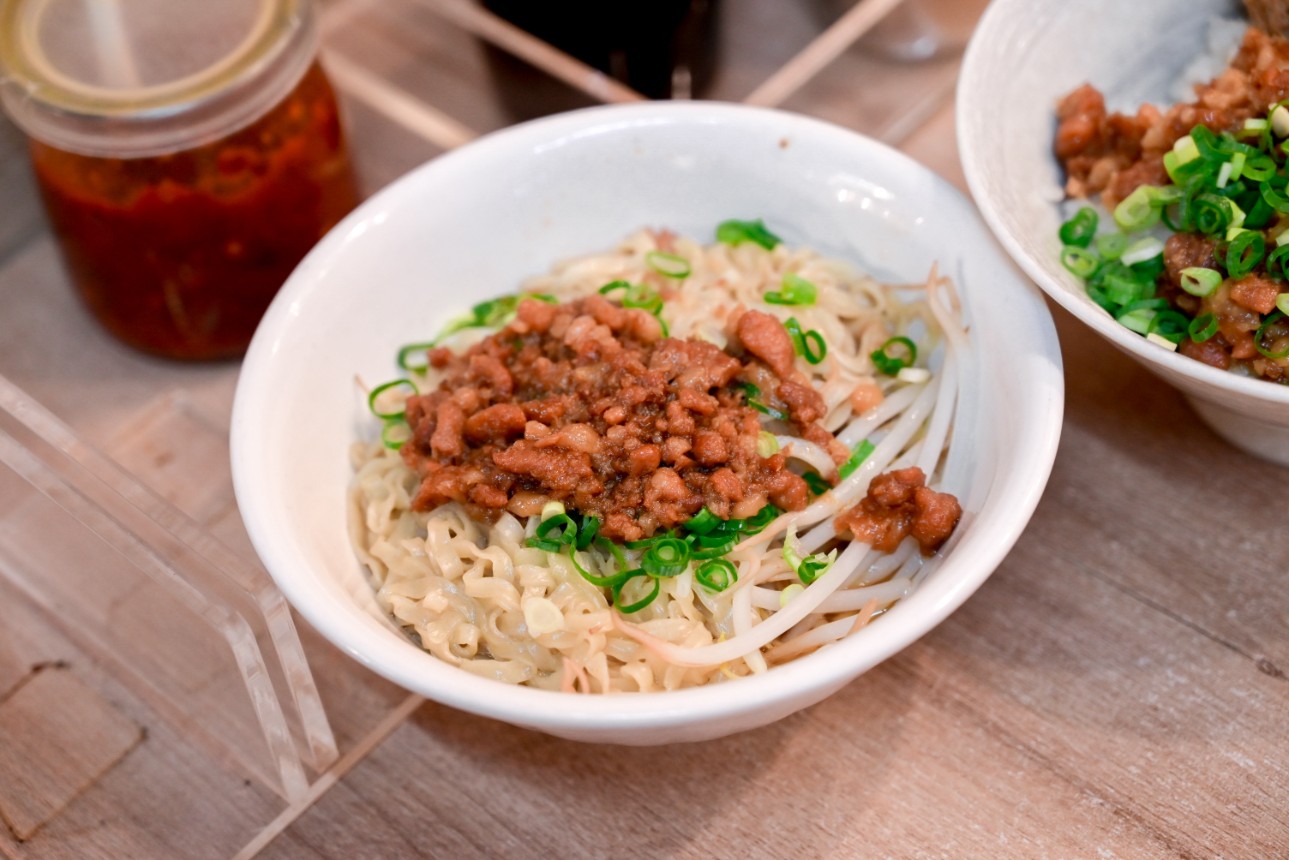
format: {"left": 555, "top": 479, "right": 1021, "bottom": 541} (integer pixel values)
{"left": 0, "top": 0, "right": 359, "bottom": 360}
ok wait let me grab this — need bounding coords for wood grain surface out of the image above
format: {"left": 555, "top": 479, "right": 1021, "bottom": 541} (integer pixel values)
{"left": 0, "top": 0, "right": 1284, "bottom": 857}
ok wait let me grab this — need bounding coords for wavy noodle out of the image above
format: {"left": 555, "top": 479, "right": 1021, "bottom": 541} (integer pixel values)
{"left": 349, "top": 228, "right": 967, "bottom": 692}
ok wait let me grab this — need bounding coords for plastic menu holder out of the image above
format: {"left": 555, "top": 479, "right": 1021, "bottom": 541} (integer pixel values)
{"left": 0, "top": 372, "right": 339, "bottom": 848}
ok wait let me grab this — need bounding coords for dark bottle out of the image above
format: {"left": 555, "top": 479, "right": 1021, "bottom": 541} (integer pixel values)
{"left": 482, "top": 0, "right": 720, "bottom": 118}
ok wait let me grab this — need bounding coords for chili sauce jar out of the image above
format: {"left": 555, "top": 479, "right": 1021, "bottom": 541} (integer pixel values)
{"left": 0, "top": 0, "right": 358, "bottom": 359}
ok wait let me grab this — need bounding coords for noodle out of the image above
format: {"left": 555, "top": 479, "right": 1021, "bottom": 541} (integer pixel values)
{"left": 349, "top": 227, "right": 966, "bottom": 692}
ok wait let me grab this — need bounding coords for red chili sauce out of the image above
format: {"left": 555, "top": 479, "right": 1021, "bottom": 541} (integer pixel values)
{"left": 30, "top": 62, "right": 359, "bottom": 360}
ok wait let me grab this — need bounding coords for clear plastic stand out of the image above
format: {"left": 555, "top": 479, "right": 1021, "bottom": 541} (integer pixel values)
{"left": 0, "top": 373, "right": 340, "bottom": 847}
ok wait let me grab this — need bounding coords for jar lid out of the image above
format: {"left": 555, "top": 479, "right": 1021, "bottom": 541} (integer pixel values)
{"left": 0, "top": 0, "right": 316, "bottom": 158}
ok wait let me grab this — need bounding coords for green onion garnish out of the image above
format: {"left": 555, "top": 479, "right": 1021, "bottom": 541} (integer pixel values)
{"left": 396, "top": 341, "right": 437, "bottom": 371}
{"left": 1094, "top": 233, "right": 1129, "bottom": 261}
{"left": 716, "top": 218, "right": 782, "bottom": 250}
{"left": 802, "top": 471, "right": 831, "bottom": 496}
{"left": 380, "top": 419, "right": 411, "bottom": 450}
{"left": 1188, "top": 313, "right": 1219, "bottom": 342}
{"left": 575, "top": 516, "right": 600, "bottom": 550}
{"left": 1061, "top": 246, "right": 1100, "bottom": 279}
{"left": 797, "top": 554, "right": 834, "bottom": 584}
{"left": 764, "top": 273, "right": 818, "bottom": 306}
{"left": 641, "top": 537, "right": 690, "bottom": 577}
{"left": 1268, "top": 245, "right": 1289, "bottom": 279}
{"left": 1277, "top": 294, "right": 1289, "bottom": 316}
{"left": 1255, "top": 311, "right": 1289, "bottom": 358}
{"left": 1148, "top": 309, "right": 1190, "bottom": 344}
{"left": 1113, "top": 185, "right": 1165, "bottom": 232}
{"left": 1059, "top": 207, "right": 1099, "bottom": 248}
{"left": 695, "top": 559, "right": 737, "bottom": 593}
{"left": 737, "top": 381, "right": 788, "bottom": 421}
{"left": 1224, "top": 230, "right": 1266, "bottom": 279}
{"left": 397, "top": 292, "right": 556, "bottom": 364}
{"left": 367, "top": 379, "right": 417, "bottom": 420}
{"left": 1179, "top": 267, "right": 1222, "bottom": 297}
{"left": 784, "top": 317, "right": 827, "bottom": 364}
{"left": 1192, "top": 193, "right": 1236, "bottom": 236}
{"left": 599, "top": 280, "right": 667, "bottom": 329}
{"left": 645, "top": 250, "right": 691, "bottom": 279}
{"left": 569, "top": 538, "right": 635, "bottom": 588}
{"left": 534, "top": 513, "right": 577, "bottom": 546}
{"left": 612, "top": 570, "right": 661, "bottom": 614}
{"left": 683, "top": 508, "right": 721, "bottom": 535}
{"left": 838, "top": 439, "right": 876, "bottom": 481}
{"left": 871, "top": 336, "right": 917, "bottom": 376}
{"left": 742, "top": 504, "right": 780, "bottom": 534}
{"left": 781, "top": 532, "right": 836, "bottom": 585}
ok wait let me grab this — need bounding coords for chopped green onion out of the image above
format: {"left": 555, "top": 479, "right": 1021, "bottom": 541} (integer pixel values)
{"left": 797, "top": 552, "right": 835, "bottom": 584}
{"left": 641, "top": 538, "right": 690, "bottom": 577}
{"left": 1261, "top": 182, "right": 1289, "bottom": 215}
{"left": 695, "top": 559, "right": 737, "bottom": 593}
{"left": 1121, "top": 237, "right": 1164, "bottom": 267}
{"left": 781, "top": 531, "right": 836, "bottom": 585}
{"left": 1188, "top": 313, "right": 1219, "bottom": 342}
{"left": 1242, "top": 154, "right": 1277, "bottom": 182}
{"left": 1225, "top": 230, "right": 1266, "bottom": 279}
{"left": 645, "top": 250, "right": 691, "bottom": 279}
{"left": 1116, "top": 306, "right": 1158, "bottom": 335}
{"left": 622, "top": 285, "right": 663, "bottom": 314}
{"left": 1273, "top": 104, "right": 1289, "bottom": 137}
{"left": 534, "top": 513, "right": 577, "bottom": 545}
{"left": 396, "top": 341, "right": 437, "bottom": 371}
{"left": 737, "top": 381, "right": 788, "bottom": 421}
{"left": 1094, "top": 232, "right": 1130, "bottom": 261}
{"left": 1277, "top": 294, "right": 1289, "bottom": 316}
{"left": 1192, "top": 193, "right": 1236, "bottom": 235}
{"left": 1061, "top": 246, "right": 1100, "bottom": 278}
{"left": 575, "top": 516, "right": 601, "bottom": 551}
{"left": 802, "top": 471, "right": 831, "bottom": 496}
{"left": 1268, "top": 245, "right": 1289, "bottom": 279}
{"left": 1059, "top": 207, "right": 1099, "bottom": 248}
{"left": 871, "top": 336, "right": 917, "bottom": 376}
{"left": 600, "top": 279, "right": 666, "bottom": 329}
{"left": 568, "top": 544, "right": 628, "bottom": 588}
{"left": 380, "top": 419, "right": 411, "bottom": 451}
{"left": 1255, "top": 311, "right": 1289, "bottom": 358}
{"left": 757, "top": 431, "right": 780, "bottom": 457}
{"left": 1179, "top": 267, "right": 1222, "bottom": 297}
{"left": 613, "top": 570, "right": 661, "bottom": 614}
{"left": 716, "top": 218, "right": 782, "bottom": 250}
{"left": 784, "top": 317, "right": 827, "bottom": 364}
{"left": 367, "top": 379, "right": 418, "bottom": 420}
{"left": 741, "top": 504, "right": 780, "bottom": 535}
{"left": 764, "top": 273, "right": 818, "bottom": 306}
{"left": 1148, "top": 309, "right": 1190, "bottom": 343}
{"left": 1113, "top": 185, "right": 1164, "bottom": 232}
{"left": 683, "top": 508, "right": 721, "bottom": 535}
{"left": 838, "top": 439, "right": 876, "bottom": 480}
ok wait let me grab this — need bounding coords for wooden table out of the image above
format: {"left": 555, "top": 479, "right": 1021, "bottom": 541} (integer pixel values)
{"left": 0, "top": 0, "right": 1285, "bottom": 857}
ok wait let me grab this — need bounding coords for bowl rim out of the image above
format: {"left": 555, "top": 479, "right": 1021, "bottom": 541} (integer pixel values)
{"left": 956, "top": 0, "right": 1289, "bottom": 409}
{"left": 232, "top": 100, "right": 1065, "bottom": 731}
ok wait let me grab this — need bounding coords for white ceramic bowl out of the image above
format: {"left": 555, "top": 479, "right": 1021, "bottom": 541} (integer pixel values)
{"left": 959, "top": 0, "right": 1289, "bottom": 464}
{"left": 231, "top": 102, "right": 1063, "bottom": 745}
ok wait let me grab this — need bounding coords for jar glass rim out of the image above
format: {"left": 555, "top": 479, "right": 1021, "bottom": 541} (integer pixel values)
{"left": 0, "top": 0, "right": 317, "bottom": 157}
